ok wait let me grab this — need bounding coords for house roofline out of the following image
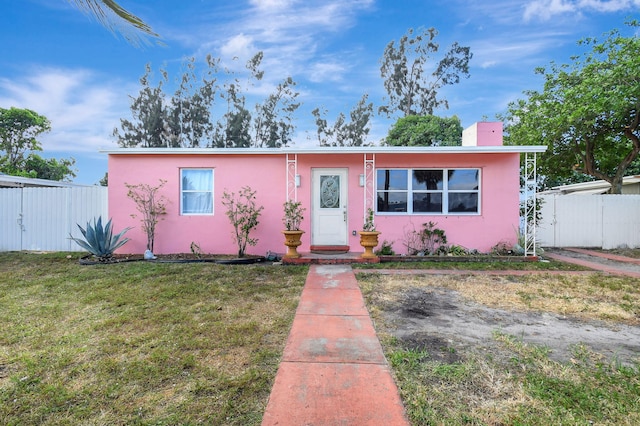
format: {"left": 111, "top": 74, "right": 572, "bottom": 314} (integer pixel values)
{"left": 0, "top": 174, "right": 93, "bottom": 188}
{"left": 101, "top": 145, "right": 547, "bottom": 155}
{"left": 541, "top": 175, "right": 640, "bottom": 194}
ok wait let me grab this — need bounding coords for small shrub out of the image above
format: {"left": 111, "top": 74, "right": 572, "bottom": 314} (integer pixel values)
{"left": 222, "top": 186, "right": 263, "bottom": 257}
{"left": 283, "top": 200, "right": 305, "bottom": 230}
{"left": 403, "top": 221, "right": 447, "bottom": 255}
{"left": 362, "top": 208, "right": 377, "bottom": 232}
{"left": 491, "top": 241, "right": 515, "bottom": 256}
{"left": 447, "top": 244, "right": 469, "bottom": 256}
{"left": 125, "top": 180, "right": 168, "bottom": 252}
{"left": 375, "top": 240, "right": 396, "bottom": 255}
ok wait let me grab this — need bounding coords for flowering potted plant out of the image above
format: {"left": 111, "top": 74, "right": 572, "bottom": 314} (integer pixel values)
{"left": 282, "top": 200, "right": 305, "bottom": 258}
{"left": 358, "top": 208, "right": 381, "bottom": 259}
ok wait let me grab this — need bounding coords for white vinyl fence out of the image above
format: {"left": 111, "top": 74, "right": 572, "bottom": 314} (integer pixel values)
{"left": 537, "top": 194, "right": 640, "bottom": 249}
{"left": 0, "top": 186, "right": 108, "bottom": 252}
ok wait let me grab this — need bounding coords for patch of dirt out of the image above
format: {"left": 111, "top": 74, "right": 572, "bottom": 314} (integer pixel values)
{"left": 382, "top": 286, "right": 640, "bottom": 366}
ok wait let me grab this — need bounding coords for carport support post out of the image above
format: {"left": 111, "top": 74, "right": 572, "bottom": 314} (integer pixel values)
{"left": 523, "top": 153, "right": 537, "bottom": 257}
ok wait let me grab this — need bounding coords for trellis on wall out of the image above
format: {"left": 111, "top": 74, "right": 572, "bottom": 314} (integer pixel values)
{"left": 363, "top": 153, "right": 375, "bottom": 222}
{"left": 522, "top": 152, "right": 538, "bottom": 257}
{"left": 286, "top": 153, "right": 297, "bottom": 201}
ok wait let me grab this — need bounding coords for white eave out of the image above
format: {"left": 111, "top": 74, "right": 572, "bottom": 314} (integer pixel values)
{"left": 541, "top": 175, "right": 640, "bottom": 195}
{"left": 101, "top": 145, "right": 547, "bottom": 155}
{"left": 0, "top": 174, "right": 92, "bottom": 188}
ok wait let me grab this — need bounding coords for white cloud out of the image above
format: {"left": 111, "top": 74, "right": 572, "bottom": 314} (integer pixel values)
{"left": 249, "top": 0, "right": 295, "bottom": 10}
{"left": 308, "top": 61, "right": 347, "bottom": 83}
{"left": 524, "top": 0, "right": 575, "bottom": 21}
{"left": 480, "top": 60, "right": 498, "bottom": 69}
{"left": 470, "top": 31, "right": 569, "bottom": 69}
{"left": 0, "top": 67, "right": 131, "bottom": 153}
{"left": 186, "top": 1, "right": 374, "bottom": 83}
{"left": 220, "top": 33, "right": 257, "bottom": 63}
{"left": 524, "top": 0, "right": 640, "bottom": 21}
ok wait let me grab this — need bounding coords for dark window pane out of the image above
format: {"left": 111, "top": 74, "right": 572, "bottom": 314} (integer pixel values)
{"left": 448, "top": 169, "right": 478, "bottom": 190}
{"left": 413, "top": 170, "right": 443, "bottom": 190}
{"left": 376, "top": 169, "right": 407, "bottom": 190}
{"left": 413, "top": 193, "right": 442, "bottom": 213}
{"left": 377, "top": 192, "right": 407, "bottom": 212}
{"left": 448, "top": 193, "right": 478, "bottom": 213}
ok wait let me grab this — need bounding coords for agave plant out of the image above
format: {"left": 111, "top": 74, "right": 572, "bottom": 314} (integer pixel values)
{"left": 70, "top": 217, "right": 131, "bottom": 260}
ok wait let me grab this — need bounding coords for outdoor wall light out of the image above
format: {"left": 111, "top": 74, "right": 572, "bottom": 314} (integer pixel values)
{"left": 295, "top": 174, "right": 301, "bottom": 187}
{"left": 359, "top": 174, "right": 365, "bottom": 187}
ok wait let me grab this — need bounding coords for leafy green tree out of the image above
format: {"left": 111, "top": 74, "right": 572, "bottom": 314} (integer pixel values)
{"left": 0, "top": 107, "right": 75, "bottom": 181}
{"left": 214, "top": 53, "right": 300, "bottom": 148}
{"left": 0, "top": 107, "right": 51, "bottom": 169}
{"left": 68, "top": 0, "right": 160, "bottom": 46}
{"left": 312, "top": 94, "right": 373, "bottom": 146}
{"left": 99, "top": 172, "right": 108, "bottom": 186}
{"left": 213, "top": 76, "right": 252, "bottom": 148}
{"left": 167, "top": 56, "right": 219, "bottom": 147}
{"left": 379, "top": 27, "right": 472, "bottom": 117}
{"left": 501, "top": 22, "right": 640, "bottom": 193}
{"left": 113, "top": 65, "right": 169, "bottom": 148}
{"left": 117, "top": 53, "right": 299, "bottom": 149}
{"left": 385, "top": 115, "right": 462, "bottom": 146}
{"left": 253, "top": 76, "right": 300, "bottom": 148}
{"left": 23, "top": 154, "right": 76, "bottom": 181}
{"left": 115, "top": 57, "right": 220, "bottom": 148}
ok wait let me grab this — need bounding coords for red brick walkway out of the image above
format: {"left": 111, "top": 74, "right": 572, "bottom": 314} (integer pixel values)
{"left": 261, "top": 264, "right": 409, "bottom": 426}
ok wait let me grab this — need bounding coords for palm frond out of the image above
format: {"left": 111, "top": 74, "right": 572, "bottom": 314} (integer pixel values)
{"left": 67, "top": 0, "right": 162, "bottom": 46}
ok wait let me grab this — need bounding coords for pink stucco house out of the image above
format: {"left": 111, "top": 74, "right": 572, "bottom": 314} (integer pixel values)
{"left": 104, "top": 122, "right": 545, "bottom": 256}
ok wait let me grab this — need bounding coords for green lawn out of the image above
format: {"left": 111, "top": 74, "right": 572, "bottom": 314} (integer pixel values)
{"left": 354, "top": 257, "right": 590, "bottom": 271}
{"left": 0, "top": 252, "right": 307, "bottom": 425}
{"left": 3, "top": 251, "right": 639, "bottom": 425}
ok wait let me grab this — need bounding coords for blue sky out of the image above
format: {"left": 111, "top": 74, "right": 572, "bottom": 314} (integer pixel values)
{"left": 1, "top": 0, "right": 638, "bottom": 184}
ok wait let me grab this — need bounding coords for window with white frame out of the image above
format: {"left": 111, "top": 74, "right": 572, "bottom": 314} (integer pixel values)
{"left": 376, "top": 168, "right": 480, "bottom": 214}
{"left": 181, "top": 169, "right": 214, "bottom": 215}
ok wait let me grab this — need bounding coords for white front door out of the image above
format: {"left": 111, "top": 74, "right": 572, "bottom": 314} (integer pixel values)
{"left": 312, "top": 168, "right": 348, "bottom": 246}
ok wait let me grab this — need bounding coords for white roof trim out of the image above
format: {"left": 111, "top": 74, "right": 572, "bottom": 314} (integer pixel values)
{"left": 540, "top": 175, "right": 640, "bottom": 195}
{"left": 546, "top": 175, "right": 640, "bottom": 193}
{"left": 0, "top": 174, "right": 92, "bottom": 188}
{"left": 101, "top": 145, "right": 547, "bottom": 155}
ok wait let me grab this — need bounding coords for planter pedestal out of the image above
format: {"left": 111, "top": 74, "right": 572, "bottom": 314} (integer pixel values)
{"left": 282, "top": 230, "right": 304, "bottom": 258}
{"left": 358, "top": 231, "right": 381, "bottom": 259}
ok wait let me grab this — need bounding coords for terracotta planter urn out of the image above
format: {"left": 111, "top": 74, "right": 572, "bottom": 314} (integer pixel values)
{"left": 282, "top": 230, "right": 304, "bottom": 258}
{"left": 358, "top": 231, "right": 381, "bottom": 259}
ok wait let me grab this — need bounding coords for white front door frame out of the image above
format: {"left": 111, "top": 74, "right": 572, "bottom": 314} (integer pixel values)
{"left": 311, "top": 168, "right": 348, "bottom": 246}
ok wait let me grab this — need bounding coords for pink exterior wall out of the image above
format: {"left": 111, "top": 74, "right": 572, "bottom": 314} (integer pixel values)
{"left": 108, "top": 154, "right": 285, "bottom": 256}
{"left": 108, "top": 150, "right": 521, "bottom": 256}
{"left": 371, "top": 153, "right": 520, "bottom": 253}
